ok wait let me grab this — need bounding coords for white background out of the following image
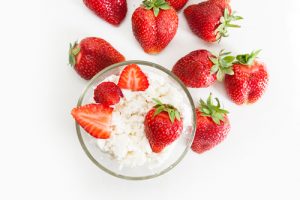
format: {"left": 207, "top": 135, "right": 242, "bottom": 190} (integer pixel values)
{"left": 0, "top": 0, "right": 299, "bottom": 199}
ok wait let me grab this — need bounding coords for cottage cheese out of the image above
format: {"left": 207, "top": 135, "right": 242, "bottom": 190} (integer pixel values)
{"left": 95, "top": 70, "right": 191, "bottom": 169}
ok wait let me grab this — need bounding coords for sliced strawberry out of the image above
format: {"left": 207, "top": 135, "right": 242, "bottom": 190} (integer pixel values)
{"left": 71, "top": 104, "right": 113, "bottom": 139}
{"left": 94, "top": 82, "right": 123, "bottom": 106}
{"left": 118, "top": 64, "right": 149, "bottom": 91}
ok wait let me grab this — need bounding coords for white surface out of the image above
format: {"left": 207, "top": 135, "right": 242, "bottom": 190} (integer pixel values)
{"left": 0, "top": 0, "right": 299, "bottom": 199}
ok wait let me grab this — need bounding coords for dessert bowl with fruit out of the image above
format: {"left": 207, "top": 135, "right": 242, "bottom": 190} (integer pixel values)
{"left": 71, "top": 60, "right": 196, "bottom": 180}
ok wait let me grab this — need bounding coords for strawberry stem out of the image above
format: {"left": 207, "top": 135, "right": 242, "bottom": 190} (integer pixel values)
{"left": 215, "top": 8, "right": 243, "bottom": 42}
{"left": 199, "top": 93, "right": 229, "bottom": 125}
{"left": 153, "top": 98, "right": 181, "bottom": 123}
{"left": 142, "top": 0, "right": 170, "bottom": 17}
{"left": 209, "top": 50, "right": 235, "bottom": 81}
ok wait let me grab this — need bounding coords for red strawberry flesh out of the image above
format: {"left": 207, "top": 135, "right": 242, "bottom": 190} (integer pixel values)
{"left": 71, "top": 104, "right": 113, "bottom": 139}
{"left": 118, "top": 64, "right": 149, "bottom": 91}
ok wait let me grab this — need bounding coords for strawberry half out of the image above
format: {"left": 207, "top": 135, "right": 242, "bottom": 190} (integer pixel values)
{"left": 71, "top": 104, "right": 113, "bottom": 139}
{"left": 192, "top": 94, "right": 230, "bottom": 154}
{"left": 118, "top": 64, "right": 149, "bottom": 91}
{"left": 94, "top": 82, "right": 123, "bottom": 106}
{"left": 144, "top": 99, "right": 183, "bottom": 153}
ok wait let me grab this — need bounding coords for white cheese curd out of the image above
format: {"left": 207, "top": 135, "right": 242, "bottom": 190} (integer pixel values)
{"left": 95, "top": 70, "right": 191, "bottom": 169}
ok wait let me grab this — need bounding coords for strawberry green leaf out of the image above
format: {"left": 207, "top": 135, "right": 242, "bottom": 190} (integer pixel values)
{"left": 215, "top": 98, "right": 221, "bottom": 107}
{"left": 202, "top": 108, "right": 210, "bottom": 115}
{"left": 152, "top": 99, "right": 181, "bottom": 123}
{"left": 169, "top": 110, "right": 176, "bottom": 123}
{"left": 154, "top": 106, "right": 164, "bottom": 116}
{"left": 227, "top": 24, "right": 241, "bottom": 28}
{"left": 223, "top": 68, "right": 234, "bottom": 75}
{"left": 210, "top": 64, "right": 219, "bottom": 74}
{"left": 153, "top": 98, "right": 163, "bottom": 105}
{"left": 69, "top": 41, "right": 80, "bottom": 67}
{"left": 160, "top": 4, "right": 170, "bottom": 10}
{"left": 223, "top": 56, "right": 235, "bottom": 63}
{"left": 212, "top": 117, "right": 221, "bottom": 125}
{"left": 209, "top": 50, "right": 235, "bottom": 81}
{"left": 215, "top": 8, "right": 243, "bottom": 42}
{"left": 199, "top": 93, "right": 229, "bottom": 125}
{"left": 236, "top": 50, "right": 261, "bottom": 66}
{"left": 142, "top": 0, "right": 170, "bottom": 17}
{"left": 217, "top": 70, "right": 225, "bottom": 81}
{"left": 175, "top": 111, "right": 181, "bottom": 121}
{"left": 154, "top": 7, "right": 159, "bottom": 16}
{"left": 210, "top": 57, "right": 219, "bottom": 64}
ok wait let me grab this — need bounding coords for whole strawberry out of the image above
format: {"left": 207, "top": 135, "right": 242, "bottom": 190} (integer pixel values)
{"left": 166, "top": 0, "right": 188, "bottom": 11}
{"left": 172, "top": 49, "right": 235, "bottom": 88}
{"left": 69, "top": 37, "right": 125, "bottom": 80}
{"left": 132, "top": 0, "right": 178, "bottom": 54}
{"left": 94, "top": 82, "right": 123, "bottom": 106}
{"left": 144, "top": 99, "right": 183, "bottom": 153}
{"left": 184, "top": 0, "right": 242, "bottom": 42}
{"left": 83, "top": 0, "right": 127, "bottom": 25}
{"left": 225, "top": 50, "right": 269, "bottom": 104}
{"left": 192, "top": 94, "right": 230, "bottom": 154}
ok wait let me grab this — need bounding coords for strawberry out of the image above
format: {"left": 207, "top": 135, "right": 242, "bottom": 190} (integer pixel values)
{"left": 166, "top": 0, "right": 188, "bottom": 11}
{"left": 144, "top": 99, "right": 183, "bottom": 153}
{"left": 209, "top": 0, "right": 231, "bottom": 10}
{"left": 71, "top": 104, "right": 113, "bottom": 139}
{"left": 83, "top": 0, "right": 127, "bottom": 25}
{"left": 131, "top": 0, "right": 178, "bottom": 54}
{"left": 172, "top": 50, "right": 235, "bottom": 88}
{"left": 184, "top": 0, "right": 242, "bottom": 42}
{"left": 69, "top": 37, "right": 125, "bottom": 80}
{"left": 118, "top": 64, "right": 149, "bottom": 91}
{"left": 94, "top": 82, "right": 123, "bottom": 106}
{"left": 224, "top": 50, "right": 269, "bottom": 105}
{"left": 192, "top": 94, "right": 230, "bottom": 154}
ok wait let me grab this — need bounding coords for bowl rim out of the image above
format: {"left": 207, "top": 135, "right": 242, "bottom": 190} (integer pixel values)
{"left": 75, "top": 60, "right": 196, "bottom": 180}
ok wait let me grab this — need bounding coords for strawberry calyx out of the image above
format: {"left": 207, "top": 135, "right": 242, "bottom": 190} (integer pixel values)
{"left": 142, "top": 0, "right": 171, "bottom": 17}
{"left": 69, "top": 41, "right": 80, "bottom": 67}
{"left": 199, "top": 93, "right": 229, "bottom": 125}
{"left": 215, "top": 8, "right": 243, "bottom": 42}
{"left": 236, "top": 50, "right": 261, "bottom": 66}
{"left": 153, "top": 98, "right": 181, "bottom": 123}
{"left": 209, "top": 50, "right": 235, "bottom": 81}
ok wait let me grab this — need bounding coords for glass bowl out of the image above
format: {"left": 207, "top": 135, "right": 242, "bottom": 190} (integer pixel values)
{"left": 75, "top": 60, "right": 196, "bottom": 180}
